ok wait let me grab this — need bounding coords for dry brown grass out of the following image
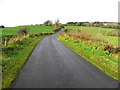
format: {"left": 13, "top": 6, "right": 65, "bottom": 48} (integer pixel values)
{"left": 107, "top": 29, "right": 120, "bottom": 36}
{"left": 61, "top": 30, "right": 93, "bottom": 41}
{"left": 2, "top": 32, "right": 53, "bottom": 47}
{"left": 7, "top": 34, "right": 30, "bottom": 45}
{"left": 61, "top": 30, "right": 120, "bottom": 54}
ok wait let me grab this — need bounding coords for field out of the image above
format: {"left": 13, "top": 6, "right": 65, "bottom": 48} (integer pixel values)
{"left": 57, "top": 26, "right": 119, "bottom": 80}
{"left": 1, "top": 25, "right": 56, "bottom": 88}
{"left": 1, "top": 25, "right": 56, "bottom": 38}
{"left": 65, "top": 26, "right": 119, "bottom": 46}
{"left": 1, "top": 25, "right": 119, "bottom": 88}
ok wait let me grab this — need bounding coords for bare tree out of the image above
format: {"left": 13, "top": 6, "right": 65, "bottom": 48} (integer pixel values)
{"left": 55, "top": 19, "right": 59, "bottom": 28}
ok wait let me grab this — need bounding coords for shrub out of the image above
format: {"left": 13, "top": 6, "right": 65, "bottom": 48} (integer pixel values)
{"left": 43, "top": 20, "right": 53, "bottom": 26}
{"left": 17, "top": 26, "right": 29, "bottom": 36}
{"left": 75, "top": 22, "right": 82, "bottom": 26}
{"left": 0, "top": 25, "right": 5, "bottom": 28}
{"left": 58, "top": 24, "right": 64, "bottom": 28}
{"left": 52, "top": 28, "right": 61, "bottom": 32}
{"left": 104, "top": 45, "right": 120, "bottom": 54}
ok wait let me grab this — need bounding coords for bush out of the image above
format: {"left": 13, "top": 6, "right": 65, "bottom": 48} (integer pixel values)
{"left": 0, "top": 25, "right": 5, "bottom": 28}
{"left": 43, "top": 20, "right": 53, "bottom": 26}
{"left": 52, "top": 28, "right": 61, "bottom": 32}
{"left": 104, "top": 45, "right": 120, "bottom": 54}
{"left": 30, "top": 32, "right": 53, "bottom": 37}
{"left": 75, "top": 22, "right": 82, "bottom": 26}
{"left": 17, "top": 26, "right": 29, "bottom": 36}
{"left": 58, "top": 24, "right": 64, "bottom": 28}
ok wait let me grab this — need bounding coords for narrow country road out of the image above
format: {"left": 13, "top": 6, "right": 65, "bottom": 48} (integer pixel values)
{"left": 12, "top": 30, "right": 118, "bottom": 88}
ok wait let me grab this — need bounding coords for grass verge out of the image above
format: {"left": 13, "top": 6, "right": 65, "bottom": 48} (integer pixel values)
{"left": 2, "top": 35, "right": 47, "bottom": 88}
{"left": 57, "top": 34, "right": 119, "bottom": 81}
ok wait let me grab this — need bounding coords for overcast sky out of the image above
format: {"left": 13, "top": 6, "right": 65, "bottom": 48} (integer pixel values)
{"left": 0, "top": 0, "right": 119, "bottom": 27}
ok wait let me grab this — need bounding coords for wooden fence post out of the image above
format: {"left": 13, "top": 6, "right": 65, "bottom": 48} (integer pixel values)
{"left": 4, "top": 37, "right": 7, "bottom": 46}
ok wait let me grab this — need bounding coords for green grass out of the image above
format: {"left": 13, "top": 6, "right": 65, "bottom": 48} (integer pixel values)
{"left": 104, "top": 36, "right": 118, "bottom": 46}
{"left": 1, "top": 25, "right": 56, "bottom": 38}
{"left": 65, "top": 26, "right": 114, "bottom": 34}
{"left": 65, "top": 26, "right": 118, "bottom": 46}
{"left": 2, "top": 35, "right": 48, "bottom": 88}
{"left": 1, "top": 25, "right": 57, "bottom": 88}
{"left": 57, "top": 35, "right": 118, "bottom": 80}
{"left": 58, "top": 26, "right": 119, "bottom": 80}
{"left": 1, "top": 26, "right": 24, "bottom": 38}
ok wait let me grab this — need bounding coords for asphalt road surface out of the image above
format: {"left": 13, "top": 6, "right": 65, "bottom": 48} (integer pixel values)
{"left": 12, "top": 31, "right": 118, "bottom": 88}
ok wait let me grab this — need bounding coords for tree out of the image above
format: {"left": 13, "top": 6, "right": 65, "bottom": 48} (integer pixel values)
{"left": 76, "top": 22, "right": 82, "bottom": 26}
{"left": 0, "top": 25, "right": 5, "bottom": 28}
{"left": 43, "top": 20, "right": 52, "bottom": 26}
{"left": 54, "top": 19, "right": 59, "bottom": 28}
